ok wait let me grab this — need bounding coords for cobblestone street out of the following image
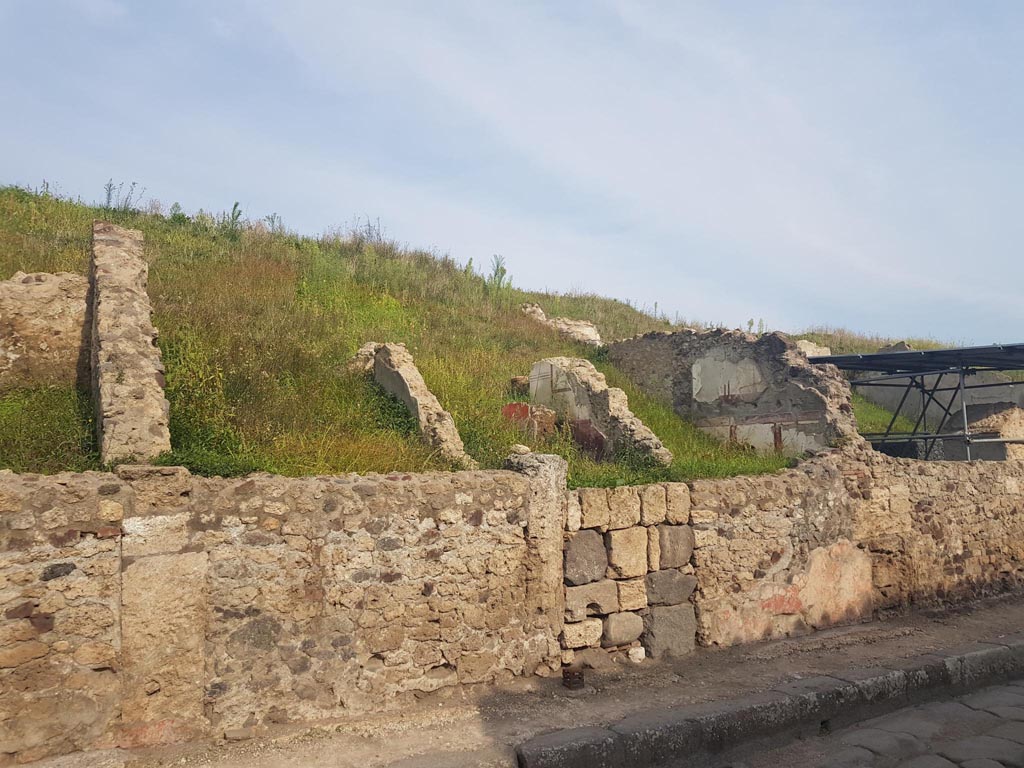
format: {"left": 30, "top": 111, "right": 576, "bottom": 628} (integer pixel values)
{"left": 746, "top": 681, "right": 1024, "bottom": 768}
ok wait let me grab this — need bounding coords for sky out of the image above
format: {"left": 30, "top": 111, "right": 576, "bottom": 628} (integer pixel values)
{"left": 2, "top": 1, "right": 1023, "bottom": 344}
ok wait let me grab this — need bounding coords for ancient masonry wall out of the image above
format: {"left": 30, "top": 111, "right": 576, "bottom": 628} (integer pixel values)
{"left": 607, "top": 329, "right": 856, "bottom": 456}
{"left": 90, "top": 222, "right": 172, "bottom": 463}
{"left": 0, "top": 272, "right": 89, "bottom": 390}
{"left": 565, "top": 445, "right": 1024, "bottom": 654}
{"left": 0, "top": 457, "right": 567, "bottom": 763}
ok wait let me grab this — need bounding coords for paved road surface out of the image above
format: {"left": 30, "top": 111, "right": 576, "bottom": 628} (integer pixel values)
{"left": 744, "top": 680, "right": 1024, "bottom": 768}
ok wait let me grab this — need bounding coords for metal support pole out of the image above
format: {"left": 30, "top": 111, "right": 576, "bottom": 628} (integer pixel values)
{"left": 959, "top": 368, "right": 971, "bottom": 461}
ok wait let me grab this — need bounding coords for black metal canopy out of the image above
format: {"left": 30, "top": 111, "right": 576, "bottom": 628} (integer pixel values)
{"left": 809, "top": 343, "right": 1024, "bottom": 374}
{"left": 807, "top": 342, "right": 1024, "bottom": 460}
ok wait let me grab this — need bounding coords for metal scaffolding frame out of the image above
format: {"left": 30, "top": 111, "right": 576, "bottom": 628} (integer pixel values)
{"left": 809, "top": 344, "right": 1024, "bottom": 460}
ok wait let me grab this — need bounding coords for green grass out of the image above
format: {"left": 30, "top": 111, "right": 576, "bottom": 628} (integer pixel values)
{"left": 2, "top": 185, "right": 906, "bottom": 484}
{"left": 0, "top": 387, "right": 99, "bottom": 473}
{"left": 850, "top": 392, "right": 917, "bottom": 436}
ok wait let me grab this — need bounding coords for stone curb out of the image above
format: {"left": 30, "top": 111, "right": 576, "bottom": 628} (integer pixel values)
{"left": 516, "top": 634, "right": 1024, "bottom": 768}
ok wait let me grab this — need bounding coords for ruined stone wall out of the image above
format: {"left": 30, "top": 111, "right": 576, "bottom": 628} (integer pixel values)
{"left": 572, "top": 445, "right": 1024, "bottom": 652}
{"left": 607, "top": 330, "right": 856, "bottom": 456}
{"left": 0, "top": 272, "right": 89, "bottom": 390}
{"left": 530, "top": 357, "right": 673, "bottom": 466}
{"left": 0, "top": 459, "right": 567, "bottom": 762}
{"left": 90, "top": 222, "right": 172, "bottom": 464}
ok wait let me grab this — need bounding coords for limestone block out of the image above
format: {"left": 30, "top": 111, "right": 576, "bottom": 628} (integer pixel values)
{"left": 602, "top": 612, "right": 644, "bottom": 646}
{"left": 639, "top": 485, "right": 667, "bottom": 525}
{"left": 564, "top": 530, "right": 608, "bottom": 586}
{"left": 578, "top": 488, "right": 610, "bottom": 530}
{"left": 565, "top": 579, "right": 619, "bottom": 622}
{"left": 617, "top": 578, "right": 648, "bottom": 611}
{"left": 562, "top": 619, "right": 603, "bottom": 649}
{"left": 606, "top": 527, "right": 647, "bottom": 579}
{"left": 665, "top": 484, "right": 691, "bottom": 524}
{"left": 795, "top": 339, "right": 832, "bottom": 358}
{"left": 645, "top": 570, "right": 697, "bottom": 606}
{"left": 565, "top": 492, "right": 582, "bottom": 532}
{"left": 658, "top": 524, "right": 695, "bottom": 568}
{"left": 643, "top": 604, "right": 697, "bottom": 658}
{"left": 647, "top": 526, "right": 661, "bottom": 571}
{"left": 520, "top": 302, "right": 603, "bottom": 347}
{"left": 607, "top": 486, "right": 641, "bottom": 530}
{"left": 121, "top": 551, "right": 208, "bottom": 735}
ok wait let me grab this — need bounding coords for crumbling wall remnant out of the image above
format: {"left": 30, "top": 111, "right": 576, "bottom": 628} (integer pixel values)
{"left": 90, "top": 222, "right": 172, "bottom": 463}
{"left": 529, "top": 357, "right": 673, "bottom": 466}
{"left": 608, "top": 329, "right": 856, "bottom": 456}
{"left": 353, "top": 342, "right": 478, "bottom": 469}
{"left": 521, "top": 303, "right": 602, "bottom": 347}
{"left": 0, "top": 272, "right": 89, "bottom": 390}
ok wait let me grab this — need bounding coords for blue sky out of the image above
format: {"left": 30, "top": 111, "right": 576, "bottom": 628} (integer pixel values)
{"left": 3, "top": 1, "right": 1023, "bottom": 344}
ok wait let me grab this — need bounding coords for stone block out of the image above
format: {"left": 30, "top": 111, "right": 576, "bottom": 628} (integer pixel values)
{"left": 603, "top": 612, "right": 644, "bottom": 647}
{"left": 606, "top": 527, "right": 648, "bottom": 579}
{"left": 658, "top": 525, "right": 695, "bottom": 568}
{"left": 665, "top": 484, "right": 691, "bottom": 524}
{"left": 579, "top": 488, "right": 610, "bottom": 530}
{"left": 564, "top": 530, "right": 608, "bottom": 586}
{"left": 645, "top": 570, "right": 697, "bottom": 606}
{"left": 607, "top": 486, "right": 641, "bottom": 530}
{"left": 647, "top": 526, "right": 661, "bottom": 571}
{"left": 562, "top": 619, "right": 603, "bottom": 649}
{"left": 565, "top": 579, "right": 619, "bottom": 622}
{"left": 565, "top": 492, "right": 582, "bottom": 533}
{"left": 617, "top": 578, "right": 647, "bottom": 611}
{"left": 643, "top": 604, "right": 696, "bottom": 659}
{"left": 639, "top": 485, "right": 667, "bottom": 525}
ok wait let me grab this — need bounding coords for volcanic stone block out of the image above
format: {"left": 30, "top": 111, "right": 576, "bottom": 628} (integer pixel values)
{"left": 565, "top": 530, "right": 608, "bottom": 586}
{"left": 658, "top": 525, "right": 695, "bottom": 568}
{"left": 607, "top": 487, "right": 641, "bottom": 530}
{"left": 606, "top": 527, "right": 648, "bottom": 579}
{"left": 603, "top": 612, "right": 644, "bottom": 647}
{"left": 640, "top": 485, "right": 667, "bottom": 525}
{"left": 645, "top": 570, "right": 697, "bottom": 606}
{"left": 563, "top": 619, "right": 603, "bottom": 649}
{"left": 643, "top": 604, "right": 697, "bottom": 659}
{"left": 565, "top": 579, "right": 619, "bottom": 622}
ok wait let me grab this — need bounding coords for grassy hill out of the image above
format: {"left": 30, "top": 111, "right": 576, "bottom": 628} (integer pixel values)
{"left": 0, "top": 185, "right": 928, "bottom": 485}
{"left": 1, "top": 186, "right": 793, "bottom": 485}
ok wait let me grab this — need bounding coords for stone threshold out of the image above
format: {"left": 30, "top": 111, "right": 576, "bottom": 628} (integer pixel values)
{"left": 517, "top": 636, "right": 1024, "bottom": 768}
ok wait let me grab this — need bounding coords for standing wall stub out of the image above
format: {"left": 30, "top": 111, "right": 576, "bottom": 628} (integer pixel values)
{"left": 0, "top": 271, "right": 89, "bottom": 390}
{"left": 529, "top": 357, "right": 673, "bottom": 466}
{"left": 608, "top": 330, "right": 856, "bottom": 456}
{"left": 90, "top": 221, "right": 172, "bottom": 464}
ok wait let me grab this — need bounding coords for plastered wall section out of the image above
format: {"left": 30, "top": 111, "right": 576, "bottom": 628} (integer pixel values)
{"left": 0, "top": 458, "right": 567, "bottom": 763}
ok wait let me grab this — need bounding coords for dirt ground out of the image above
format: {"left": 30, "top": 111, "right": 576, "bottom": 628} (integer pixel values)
{"left": 34, "top": 595, "right": 1024, "bottom": 768}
